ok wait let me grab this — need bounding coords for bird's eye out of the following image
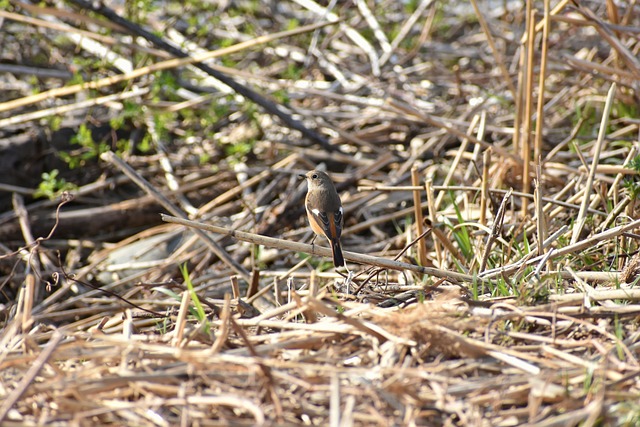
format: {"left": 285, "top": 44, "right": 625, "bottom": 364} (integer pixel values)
{"left": 312, "top": 174, "right": 318, "bottom": 179}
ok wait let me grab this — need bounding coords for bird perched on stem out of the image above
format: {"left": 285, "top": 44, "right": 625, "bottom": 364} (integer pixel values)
{"left": 300, "top": 170, "right": 345, "bottom": 268}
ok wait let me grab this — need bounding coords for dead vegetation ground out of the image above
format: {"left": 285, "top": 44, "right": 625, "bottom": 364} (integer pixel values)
{"left": 1, "top": 0, "right": 640, "bottom": 426}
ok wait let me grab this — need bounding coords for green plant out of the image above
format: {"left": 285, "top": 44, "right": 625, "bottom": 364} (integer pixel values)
{"left": 34, "top": 169, "right": 77, "bottom": 199}
{"left": 199, "top": 152, "right": 211, "bottom": 165}
{"left": 447, "top": 192, "right": 474, "bottom": 261}
{"left": 150, "top": 71, "right": 180, "bottom": 102}
{"left": 59, "top": 124, "right": 109, "bottom": 169}
{"left": 206, "top": 98, "right": 231, "bottom": 123}
{"left": 125, "top": 0, "right": 156, "bottom": 24}
{"left": 613, "top": 100, "right": 638, "bottom": 122}
{"left": 623, "top": 155, "right": 640, "bottom": 199}
{"left": 46, "top": 115, "right": 62, "bottom": 132}
{"left": 583, "top": 366, "right": 594, "bottom": 394}
{"left": 180, "top": 264, "right": 210, "bottom": 334}
{"left": 156, "top": 316, "right": 171, "bottom": 335}
{"left": 110, "top": 100, "right": 144, "bottom": 129}
{"left": 614, "top": 315, "right": 625, "bottom": 360}
{"left": 471, "top": 279, "right": 479, "bottom": 300}
{"left": 152, "top": 110, "right": 176, "bottom": 143}
{"left": 282, "top": 63, "right": 303, "bottom": 80}
{"left": 224, "top": 139, "right": 254, "bottom": 160}
{"left": 286, "top": 18, "right": 299, "bottom": 31}
{"left": 272, "top": 89, "right": 290, "bottom": 105}
{"left": 300, "top": 250, "right": 334, "bottom": 272}
{"left": 572, "top": 102, "right": 599, "bottom": 139}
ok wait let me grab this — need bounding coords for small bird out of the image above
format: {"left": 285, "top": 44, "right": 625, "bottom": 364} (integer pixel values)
{"left": 300, "top": 170, "right": 345, "bottom": 268}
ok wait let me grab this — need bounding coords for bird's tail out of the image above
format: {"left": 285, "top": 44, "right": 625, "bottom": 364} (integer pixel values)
{"left": 331, "top": 239, "right": 345, "bottom": 268}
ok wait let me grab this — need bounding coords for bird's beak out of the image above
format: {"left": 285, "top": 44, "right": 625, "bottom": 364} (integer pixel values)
{"left": 298, "top": 174, "right": 306, "bottom": 180}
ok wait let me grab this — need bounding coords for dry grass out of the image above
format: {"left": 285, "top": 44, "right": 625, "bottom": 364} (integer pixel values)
{"left": 1, "top": 0, "right": 640, "bottom": 425}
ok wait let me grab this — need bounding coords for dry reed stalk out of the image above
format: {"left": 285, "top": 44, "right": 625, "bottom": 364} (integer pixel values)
{"left": 479, "top": 148, "right": 491, "bottom": 226}
{"left": 533, "top": 0, "right": 551, "bottom": 166}
{"left": 571, "top": 83, "right": 617, "bottom": 244}
{"left": 521, "top": 8, "right": 536, "bottom": 215}
{"left": 0, "top": 88, "right": 149, "bottom": 128}
{"left": 410, "top": 167, "right": 428, "bottom": 267}
{"left": 161, "top": 214, "right": 480, "bottom": 284}
{"left": 434, "top": 114, "right": 481, "bottom": 211}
